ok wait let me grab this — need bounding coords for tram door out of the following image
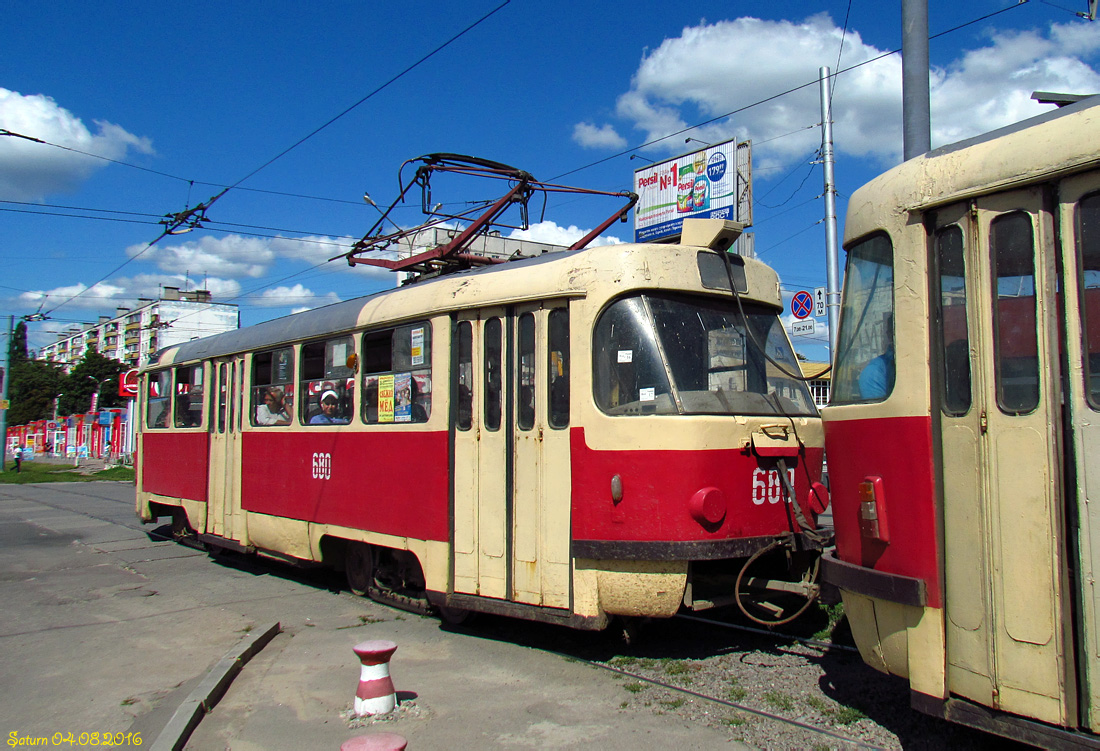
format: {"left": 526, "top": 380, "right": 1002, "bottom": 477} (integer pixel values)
{"left": 1060, "top": 175, "right": 1100, "bottom": 730}
{"left": 933, "top": 189, "right": 1072, "bottom": 725}
{"left": 452, "top": 305, "right": 571, "bottom": 609}
{"left": 208, "top": 358, "right": 244, "bottom": 541}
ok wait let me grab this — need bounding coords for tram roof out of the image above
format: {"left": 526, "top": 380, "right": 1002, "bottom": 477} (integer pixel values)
{"left": 149, "top": 241, "right": 781, "bottom": 368}
{"left": 844, "top": 94, "right": 1100, "bottom": 243}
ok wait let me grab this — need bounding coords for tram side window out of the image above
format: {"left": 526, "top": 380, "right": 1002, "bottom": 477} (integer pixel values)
{"left": 300, "top": 336, "right": 355, "bottom": 425}
{"left": 251, "top": 348, "right": 295, "bottom": 426}
{"left": 991, "top": 211, "right": 1039, "bottom": 415}
{"left": 548, "top": 308, "right": 569, "bottom": 429}
{"left": 831, "top": 234, "right": 895, "bottom": 404}
{"left": 361, "top": 323, "right": 431, "bottom": 424}
{"left": 174, "top": 365, "right": 204, "bottom": 428}
{"left": 456, "top": 322, "right": 473, "bottom": 430}
{"left": 145, "top": 370, "right": 172, "bottom": 429}
{"left": 1078, "top": 193, "right": 1100, "bottom": 409}
{"left": 935, "top": 225, "right": 972, "bottom": 415}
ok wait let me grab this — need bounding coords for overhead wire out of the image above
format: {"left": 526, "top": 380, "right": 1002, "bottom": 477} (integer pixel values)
{"left": 30, "top": 0, "right": 513, "bottom": 320}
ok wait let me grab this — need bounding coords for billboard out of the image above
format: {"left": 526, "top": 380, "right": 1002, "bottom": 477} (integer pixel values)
{"left": 632, "top": 139, "right": 752, "bottom": 243}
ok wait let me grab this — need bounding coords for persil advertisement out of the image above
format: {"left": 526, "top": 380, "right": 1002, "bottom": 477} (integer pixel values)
{"left": 632, "top": 138, "right": 749, "bottom": 243}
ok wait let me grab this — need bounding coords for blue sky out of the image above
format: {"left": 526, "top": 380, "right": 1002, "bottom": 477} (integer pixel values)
{"left": 3, "top": 1, "right": 1099, "bottom": 361}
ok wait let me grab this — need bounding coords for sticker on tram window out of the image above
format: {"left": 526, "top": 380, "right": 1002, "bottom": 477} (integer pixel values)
{"left": 751, "top": 467, "right": 795, "bottom": 506}
{"left": 410, "top": 328, "right": 425, "bottom": 366}
{"left": 639, "top": 387, "right": 656, "bottom": 402}
{"left": 617, "top": 350, "right": 633, "bottom": 363}
{"left": 312, "top": 452, "right": 332, "bottom": 480}
{"left": 377, "top": 374, "right": 395, "bottom": 423}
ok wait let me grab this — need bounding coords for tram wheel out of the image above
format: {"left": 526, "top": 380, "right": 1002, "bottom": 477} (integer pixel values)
{"left": 346, "top": 542, "right": 374, "bottom": 597}
{"left": 438, "top": 605, "right": 474, "bottom": 626}
{"left": 170, "top": 508, "right": 193, "bottom": 539}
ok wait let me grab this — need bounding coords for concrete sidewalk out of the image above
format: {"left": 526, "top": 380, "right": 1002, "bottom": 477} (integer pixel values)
{"left": 180, "top": 603, "right": 747, "bottom": 750}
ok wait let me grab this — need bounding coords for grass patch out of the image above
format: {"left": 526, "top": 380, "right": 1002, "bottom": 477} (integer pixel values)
{"left": 658, "top": 697, "right": 685, "bottom": 709}
{"left": 812, "top": 602, "right": 846, "bottom": 641}
{"left": 721, "top": 715, "right": 746, "bottom": 727}
{"left": 830, "top": 706, "right": 866, "bottom": 725}
{"left": 663, "top": 660, "right": 694, "bottom": 676}
{"left": 623, "top": 682, "right": 647, "bottom": 694}
{"left": 120, "top": 697, "right": 136, "bottom": 707}
{"left": 727, "top": 686, "right": 747, "bottom": 701}
{"left": 0, "top": 460, "right": 134, "bottom": 484}
{"left": 763, "top": 690, "right": 795, "bottom": 712}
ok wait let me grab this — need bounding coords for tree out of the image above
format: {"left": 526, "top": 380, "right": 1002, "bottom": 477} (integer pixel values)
{"left": 8, "top": 359, "right": 63, "bottom": 425}
{"left": 58, "top": 348, "right": 125, "bottom": 416}
{"left": 8, "top": 320, "right": 28, "bottom": 364}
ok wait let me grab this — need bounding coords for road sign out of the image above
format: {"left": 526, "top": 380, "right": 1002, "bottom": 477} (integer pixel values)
{"left": 791, "top": 319, "right": 815, "bottom": 336}
{"left": 814, "top": 287, "right": 826, "bottom": 317}
{"left": 791, "top": 290, "right": 813, "bottom": 320}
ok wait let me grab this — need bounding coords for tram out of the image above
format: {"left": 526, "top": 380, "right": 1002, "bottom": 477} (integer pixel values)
{"left": 821, "top": 95, "right": 1100, "bottom": 746}
{"left": 135, "top": 213, "right": 830, "bottom": 630}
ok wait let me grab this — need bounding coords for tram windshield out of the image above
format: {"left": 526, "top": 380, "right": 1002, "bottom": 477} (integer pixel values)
{"left": 593, "top": 293, "right": 816, "bottom": 417}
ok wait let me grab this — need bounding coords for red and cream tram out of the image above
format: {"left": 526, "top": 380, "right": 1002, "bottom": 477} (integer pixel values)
{"left": 136, "top": 218, "right": 829, "bottom": 629}
{"left": 821, "top": 96, "right": 1100, "bottom": 746}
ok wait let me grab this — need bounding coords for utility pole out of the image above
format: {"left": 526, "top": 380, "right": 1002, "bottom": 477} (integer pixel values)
{"left": 1, "top": 315, "right": 12, "bottom": 472}
{"left": 902, "top": 0, "right": 931, "bottom": 160}
{"left": 819, "top": 67, "right": 841, "bottom": 358}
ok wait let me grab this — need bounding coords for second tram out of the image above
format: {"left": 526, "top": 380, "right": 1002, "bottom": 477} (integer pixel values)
{"left": 822, "top": 95, "right": 1100, "bottom": 746}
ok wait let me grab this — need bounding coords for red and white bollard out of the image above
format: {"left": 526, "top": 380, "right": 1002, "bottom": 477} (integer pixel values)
{"left": 353, "top": 640, "right": 398, "bottom": 716}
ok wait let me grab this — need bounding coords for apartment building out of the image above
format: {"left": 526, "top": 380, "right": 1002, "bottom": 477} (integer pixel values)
{"left": 39, "top": 288, "right": 239, "bottom": 370}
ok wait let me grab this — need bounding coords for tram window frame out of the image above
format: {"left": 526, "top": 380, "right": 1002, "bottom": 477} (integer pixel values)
{"left": 145, "top": 370, "right": 173, "bottom": 429}
{"left": 484, "top": 317, "right": 503, "bottom": 431}
{"left": 1076, "top": 192, "right": 1100, "bottom": 410}
{"left": 299, "top": 335, "right": 355, "bottom": 426}
{"left": 547, "top": 308, "right": 569, "bottom": 429}
{"left": 361, "top": 322, "right": 432, "bottom": 424}
{"left": 934, "top": 224, "right": 972, "bottom": 416}
{"left": 173, "top": 364, "right": 204, "bottom": 428}
{"left": 990, "top": 211, "right": 1040, "bottom": 415}
{"left": 456, "top": 321, "right": 473, "bottom": 431}
{"left": 250, "top": 347, "right": 295, "bottom": 427}
{"left": 830, "top": 233, "right": 896, "bottom": 405}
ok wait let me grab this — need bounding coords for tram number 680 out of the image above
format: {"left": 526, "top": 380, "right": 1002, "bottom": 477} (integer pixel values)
{"left": 312, "top": 452, "right": 332, "bottom": 480}
{"left": 751, "top": 467, "right": 794, "bottom": 506}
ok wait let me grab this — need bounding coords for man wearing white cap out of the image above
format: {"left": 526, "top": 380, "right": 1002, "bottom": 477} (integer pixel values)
{"left": 310, "top": 389, "right": 348, "bottom": 424}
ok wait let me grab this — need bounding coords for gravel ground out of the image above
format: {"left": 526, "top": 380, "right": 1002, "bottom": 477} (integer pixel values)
{"left": 462, "top": 605, "right": 1016, "bottom": 751}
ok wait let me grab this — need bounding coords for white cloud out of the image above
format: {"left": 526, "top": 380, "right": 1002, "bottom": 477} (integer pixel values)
{"left": 0, "top": 89, "right": 153, "bottom": 201}
{"left": 133, "top": 234, "right": 274, "bottom": 278}
{"left": 255, "top": 284, "right": 341, "bottom": 308}
{"left": 15, "top": 273, "right": 241, "bottom": 312}
{"left": 572, "top": 122, "right": 627, "bottom": 149}
{"left": 609, "top": 17, "right": 1100, "bottom": 170}
{"left": 509, "top": 220, "right": 625, "bottom": 247}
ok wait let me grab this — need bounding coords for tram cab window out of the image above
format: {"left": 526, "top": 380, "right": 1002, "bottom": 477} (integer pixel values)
{"left": 361, "top": 323, "right": 431, "bottom": 424}
{"left": 300, "top": 336, "right": 355, "bottom": 425}
{"left": 145, "top": 370, "right": 172, "bottom": 429}
{"left": 1077, "top": 192, "right": 1100, "bottom": 409}
{"left": 174, "top": 365, "right": 204, "bottom": 428}
{"left": 251, "top": 347, "right": 294, "bottom": 426}
{"left": 831, "top": 234, "right": 895, "bottom": 404}
{"left": 593, "top": 293, "right": 815, "bottom": 417}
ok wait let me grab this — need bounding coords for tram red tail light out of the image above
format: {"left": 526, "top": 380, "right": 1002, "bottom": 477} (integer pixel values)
{"left": 858, "top": 476, "right": 889, "bottom": 542}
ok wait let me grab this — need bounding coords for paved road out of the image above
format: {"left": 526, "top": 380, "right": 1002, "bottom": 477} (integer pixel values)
{"left": 0, "top": 482, "right": 748, "bottom": 750}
